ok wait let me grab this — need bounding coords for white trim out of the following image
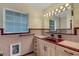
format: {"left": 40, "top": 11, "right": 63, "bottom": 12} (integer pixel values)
{"left": 4, "top": 8, "right": 28, "bottom": 14}
{"left": 54, "top": 20, "right": 57, "bottom": 31}
{"left": 10, "top": 43, "right": 21, "bottom": 56}
{"left": 3, "top": 8, "right": 6, "bottom": 29}
{"left": 3, "top": 8, "right": 28, "bottom": 29}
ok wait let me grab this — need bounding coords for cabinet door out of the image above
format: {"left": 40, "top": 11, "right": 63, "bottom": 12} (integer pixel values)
{"left": 37, "top": 39, "right": 56, "bottom": 56}
{"left": 50, "top": 44, "right": 56, "bottom": 56}
{"left": 38, "top": 39, "right": 45, "bottom": 56}
{"left": 56, "top": 45, "right": 73, "bottom": 56}
{"left": 37, "top": 39, "right": 51, "bottom": 56}
{"left": 43, "top": 41, "right": 51, "bottom": 56}
{"left": 56, "top": 45, "right": 79, "bottom": 56}
{"left": 56, "top": 45, "right": 67, "bottom": 56}
{"left": 34, "top": 37, "right": 45, "bottom": 56}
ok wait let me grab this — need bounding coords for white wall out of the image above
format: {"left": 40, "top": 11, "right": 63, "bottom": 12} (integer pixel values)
{"left": 0, "top": 3, "right": 43, "bottom": 28}
{"left": 0, "top": 3, "right": 43, "bottom": 56}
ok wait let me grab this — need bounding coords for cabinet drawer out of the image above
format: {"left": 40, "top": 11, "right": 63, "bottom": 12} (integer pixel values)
{"left": 56, "top": 45, "right": 79, "bottom": 56}
{"left": 43, "top": 40, "right": 56, "bottom": 56}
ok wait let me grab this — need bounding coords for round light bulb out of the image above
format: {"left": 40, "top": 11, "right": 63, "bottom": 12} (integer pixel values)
{"left": 52, "top": 11, "right": 54, "bottom": 13}
{"left": 44, "top": 14, "right": 46, "bottom": 17}
{"left": 46, "top": 13, "right": 48, "bottom": 16}
{"left": 55, "top": 8, "right": 58, "bottom": 11}
{"left": 63, "top": 8, "right": 66, "bottom": 11}
{"left": 60, "top": 6, "right": 63, "bottom": 9}
{"left": 48, "top": 12, "right": 51, "bottom": 16}
{"left": 65, "top": 3, "right": 69, "bottom": 7}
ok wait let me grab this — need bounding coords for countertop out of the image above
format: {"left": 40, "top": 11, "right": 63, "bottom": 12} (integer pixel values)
{"left": 58, "top": 40, "right": 79, "bottom": 52}
{"left": 34, "top": 35, "right": 48, "bottom": 39}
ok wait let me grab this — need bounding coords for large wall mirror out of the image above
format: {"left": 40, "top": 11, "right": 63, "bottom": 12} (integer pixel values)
{"left": 43, "top": 3, "right": 73, "bottom": 34}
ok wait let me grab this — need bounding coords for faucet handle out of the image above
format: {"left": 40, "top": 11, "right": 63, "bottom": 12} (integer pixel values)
{"left": 58, "top": 35, "right": 62, "bottom": 38}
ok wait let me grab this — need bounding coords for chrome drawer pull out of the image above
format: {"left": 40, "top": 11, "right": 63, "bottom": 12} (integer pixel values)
{"left": 64, "top": 50, "right": 74, "bottom": 55}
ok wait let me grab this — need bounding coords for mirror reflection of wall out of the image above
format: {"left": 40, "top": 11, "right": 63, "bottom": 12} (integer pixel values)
{"left": 53, "top": 9, "right": 72, "bottom": 29}
{"left": 43, "top": 3, "right": 73, "bottom": 34}
{"left": 49, "top": 9, "right": 72, "bottom": 33}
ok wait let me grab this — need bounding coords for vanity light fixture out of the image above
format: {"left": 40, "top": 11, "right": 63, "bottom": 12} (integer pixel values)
{"left": 51, "top": 11, "right": 54, "bottom": 15}
{"left": 63, "top": 7, "right": 66, "bottom": 11}
{"left": 65, "top": 3, "right": 70, "bottom": 7}
{"left": 48, "top": 12, "right": 51, "bottom": 16}
{"left": 60, "top": 6, "right": 63, "bottom": 9}
{"left": 44, "top": 14, "right": 46, "bottom": 17}
{"left": 46, "top": 13, "right": 49, "bottom": 17}
{"left": 58, "top": 10, "right": 61, "bottom": 13}
{"left": 67, "top": 5, "right": 71, "bottom": 9}
{"left": 55, "top": 8, "right": 59, "bottom": 11}
{"left": 52, "top": 11, "right": 54, "bottom": 14}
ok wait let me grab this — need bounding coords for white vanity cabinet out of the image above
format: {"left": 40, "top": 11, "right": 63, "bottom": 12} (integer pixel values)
{"left": 38, "top": 39, "right": 56, "bottom": 56}
{"left": 56, "top": 45, "right": 79, "bottom": 56}
{"left": 34, "top": 36, "right": 56, "bottom": 56}
{"left": 33, "top": 35, "right": 49, "bottom": 56}
{"left": 50, "top": 43, "right": 56, "bottom": 56}
{"left": 34, "top": 35, "right": 79, "bottom": 56}
{"left": 34, "top": 37, "right": 51, "bottom": 56}
{"left": 39, "top": 40, "right": 51, "bottom": 56}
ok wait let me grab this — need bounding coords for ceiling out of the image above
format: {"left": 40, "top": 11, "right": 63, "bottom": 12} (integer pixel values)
{"left": 27, "top": 3, "right": 52, "bottom": 10}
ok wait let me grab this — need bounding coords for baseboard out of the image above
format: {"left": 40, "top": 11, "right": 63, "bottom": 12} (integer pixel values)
{"left": 21, "top": 51, "right": 34, "bottom": 56}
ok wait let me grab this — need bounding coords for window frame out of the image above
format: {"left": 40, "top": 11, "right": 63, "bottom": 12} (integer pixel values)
{"left": 3, "top": 8, "right": 30, "bottom": 35}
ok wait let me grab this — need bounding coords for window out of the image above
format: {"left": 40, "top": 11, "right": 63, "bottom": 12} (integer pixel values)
{"left": 49, "top": 20, "right": 56, "bottom": 31}
{"left": 3, "top": 8, "right": 29, "bottom": 34}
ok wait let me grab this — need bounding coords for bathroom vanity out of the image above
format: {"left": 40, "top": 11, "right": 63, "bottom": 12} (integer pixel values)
{"left": 34, "top": 35, "right": 79, "bottom": 56}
